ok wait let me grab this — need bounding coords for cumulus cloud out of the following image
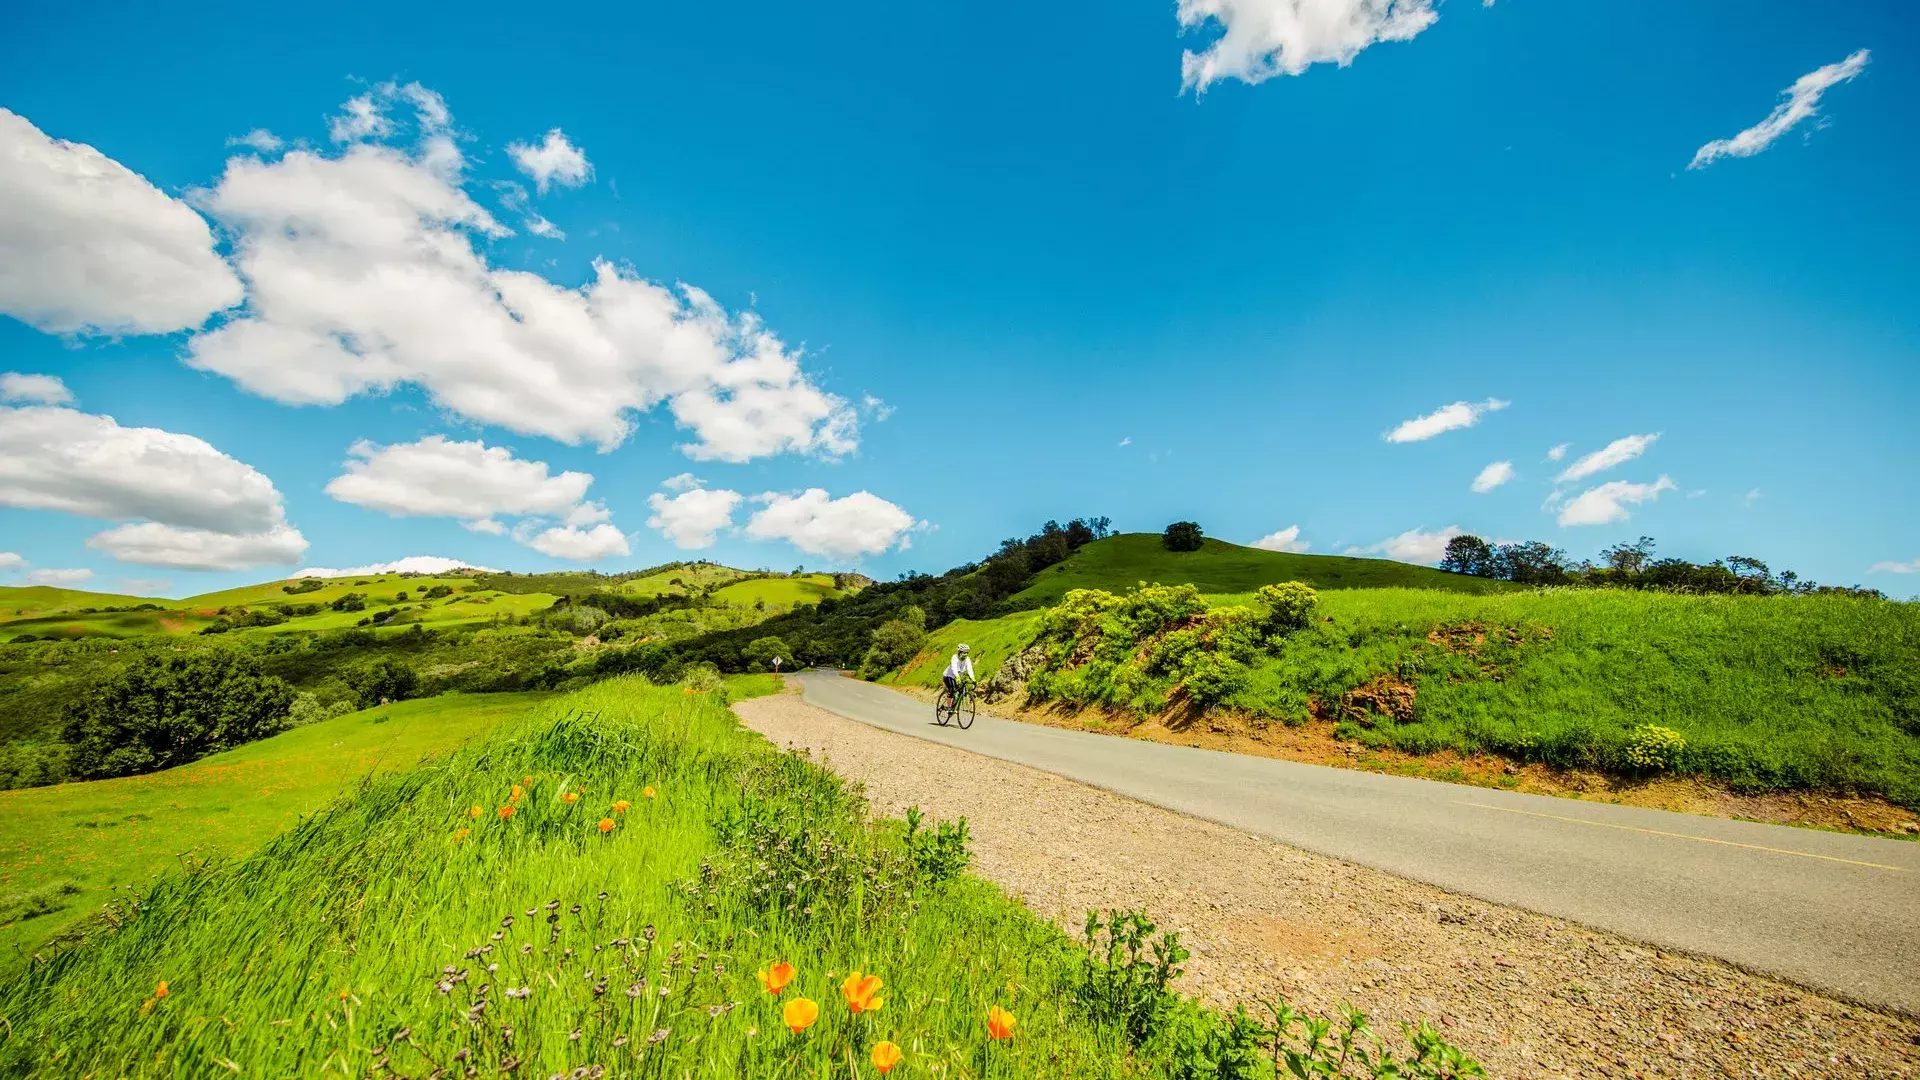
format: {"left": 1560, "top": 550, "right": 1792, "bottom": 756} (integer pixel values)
{"left": 1556, "top": 433, "right": 1658, "bottom": 483}
{"left": 1384, "top": 398, "right": 1508, "bottom": 443}
{"left": 227, "top": 129, "right": 283, "bottom": 153}
{"left": 1346, "top": 525, "right": 1462, "bottom": 564}
{"left": 660, "top": 473, "right": 703, "bottom": 493}
{"left": 1250, "top": 525, "right": 1310, "bottom": 553}
{"left": 294, "top": 555, "right": 499, "bottom": 579}
{"left": 1, "top": 372, "right": 73, "bottom": 405}
{"left": 648, "top": 485, "right": 744, "bottom": 550}
{"left": 24, "top": 567, "right": 92, "bottom": 586}
{"left": 524, "top": 523, "right": 629, "bottom": 561}
{"left": 326, "top": 436, "right": 594, "bottom": 525}
{"left": 0, "top": 108, "right": 243, "bottom": 335}
{"left": 745, "top": 489, "right": 919, "bottom": 560}
{"left": 1690, "top": 50, "right": 1870, "bottom": 170}
{"left": 1556, "top": 476, "right": 1676, "bottom": 527}
{"left": 0, "top": 551, "right": 23, "bottom": 573}
{"left": 1471, "top": 460, "right": 1515, "bottom": 493}
{"left": 508, "top": 129, "right": 592, "bottom": 193}
{"left": 329, "top": 94, "right": 393, "bottom": 143}
{"left": 1869, "top": 559, "right": 1920, "bottom": 575}
{"left": 184, "top": 91, "right": 855, "bottom": 461}
{"left": 0, "top": 402, "right": 306, "bottom": 570}
{"left": 1545, "top": 443, "right": 1569, "bottom": 462}
{"left": 1179, "top": 0, "right": 1442, "bottom": 91}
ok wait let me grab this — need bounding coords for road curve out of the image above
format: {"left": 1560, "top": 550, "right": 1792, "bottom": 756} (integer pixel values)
{"left": 793, "top": 672, "right": 1920, "bottom": 1015}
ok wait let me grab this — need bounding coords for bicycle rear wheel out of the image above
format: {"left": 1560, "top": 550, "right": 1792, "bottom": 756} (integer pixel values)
{"left": 934, "top": 692, "right": 953, "bottom": 726}
{"left": 957, "top": 693, "right": 976, "bottom": 729}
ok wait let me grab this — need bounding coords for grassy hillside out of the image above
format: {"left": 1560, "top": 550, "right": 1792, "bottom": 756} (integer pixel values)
{"left": 0, "top": 692, "right": 549, "bottom": 955}
{"left": 612, "top": 561, "right": 751, "bottom": 597}
{"left": 885, "top": 612, "right": 1045, "bottom": 690}
{"left": 0, "top": 676, "right": 1471, "bottom": 1077}
{"left": 0, "top": 586, "right": 159, "bottom": 620}
{"left": 1015, "top": 534, "right": 1516, "bottom": 605}
{"left": 710, "top": 572, "right": 847, "bottom": 612}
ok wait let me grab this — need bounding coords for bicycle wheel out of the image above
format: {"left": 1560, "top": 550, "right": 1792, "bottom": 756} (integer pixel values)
{"left": 957, "top": 692, "right": 976, "bottom": 729}
{"left": 934, "top": 692, "right": 953, "bottom": 726}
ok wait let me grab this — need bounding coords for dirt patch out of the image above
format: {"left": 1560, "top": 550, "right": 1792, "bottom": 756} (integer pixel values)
{"left": 888, "top": 684, "right": 1920, "bottom": 839}
{"left": 1340, "top": 674, "right": 1418, "bottom": 725}
{"left": 736, "top": 689, "right": 1920, "bottom": 1080}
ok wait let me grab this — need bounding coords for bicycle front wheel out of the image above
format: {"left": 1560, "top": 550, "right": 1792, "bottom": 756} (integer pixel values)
{"left": 957, "top": 694, "right": 976, "bottom": 729}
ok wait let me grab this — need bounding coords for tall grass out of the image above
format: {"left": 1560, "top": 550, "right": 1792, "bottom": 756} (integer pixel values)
{"left": 0, "top": 679, "right": 1146, "bottom": 1076}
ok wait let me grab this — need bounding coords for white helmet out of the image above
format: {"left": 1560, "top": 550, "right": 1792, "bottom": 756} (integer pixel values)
{"left": 957, "top": 643, "right": 971, "bottom": 654}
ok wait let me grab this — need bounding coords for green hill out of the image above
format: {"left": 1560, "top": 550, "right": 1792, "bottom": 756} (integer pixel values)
{"left": 0, "top": 586, "right": 160, "bottom": 620}
{"left": 1013, "top": 534, "right": 1515, "bottom": 605}
{"left": 709, "top": 572, "right": 847, "bottom": 611}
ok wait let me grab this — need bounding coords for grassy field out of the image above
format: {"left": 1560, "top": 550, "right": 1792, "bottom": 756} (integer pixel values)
{"left": 710, "top": 573, "right": 847, "bottom": 612}
{"left": 613, "top": 562, "right": 752, "bottom": 597}
{"left": 0, "top": 674, "right": 1475, "bottom": 1077}
{"left": 0, "top": 692, "right": 551, "bottom": 956}
{"left": 1014, "top": 534, "right": 1516, "bottom": 606}
{"left": 0, "top": 586, "right": 160, "bottom": 620}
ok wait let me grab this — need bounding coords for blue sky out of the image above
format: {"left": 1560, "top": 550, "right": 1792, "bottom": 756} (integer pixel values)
{"left": 1, "top": 0, "right": 1915, "bottom": 598}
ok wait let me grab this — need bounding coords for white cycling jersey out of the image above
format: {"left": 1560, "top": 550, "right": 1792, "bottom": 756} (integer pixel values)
{"left": 943, "top": 654, "right": 975, "bottom": 680}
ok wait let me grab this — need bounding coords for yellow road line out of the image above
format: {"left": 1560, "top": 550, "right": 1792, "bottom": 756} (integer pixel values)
{"left": 1459, "top": 802, "right": 1912, "bottom": 873}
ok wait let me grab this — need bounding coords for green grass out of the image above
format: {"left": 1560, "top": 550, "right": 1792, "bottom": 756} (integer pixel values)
{"left": 709, "top": 573, "right": 847, "bottom": 612}
{"left": 0, "top": 586, "right": 160, "bottom": 622}
{"left": 614, "top": 562, "right": 753, "bottom": 598}
{"left": 0, "top": 692, "right": 549, "bottom": 956}
{"left": 0, "top": 679, "right": 1166, "bottom": 1076}
{"left": 885, "top": 613, "right": 1046, "bottom": 690}
{"left": 1014, "top": 534, "right": 1516, "bottom": 607}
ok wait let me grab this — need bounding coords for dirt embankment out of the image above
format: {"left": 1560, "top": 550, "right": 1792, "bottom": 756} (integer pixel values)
{"left": 736, "top": 690, "right": 1920, "bottom": 1080}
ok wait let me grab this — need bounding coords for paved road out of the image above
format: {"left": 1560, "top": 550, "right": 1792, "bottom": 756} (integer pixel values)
{"left": 793, "top": 672, "right": 1920, "bottom": 1015}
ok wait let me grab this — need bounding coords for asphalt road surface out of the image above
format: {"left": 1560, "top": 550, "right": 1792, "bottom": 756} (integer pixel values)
{"left": 793, "top": 671, "right": 1920, "bottom": 1015}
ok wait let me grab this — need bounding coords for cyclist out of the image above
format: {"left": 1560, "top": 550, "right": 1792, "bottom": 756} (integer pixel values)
{"left": 942, "top": 643, "right": 975, "bottom": 703}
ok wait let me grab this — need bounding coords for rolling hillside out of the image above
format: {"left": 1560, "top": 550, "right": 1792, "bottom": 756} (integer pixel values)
{"left": 1013, "top": 533, "right": 1516, "bottom": 605}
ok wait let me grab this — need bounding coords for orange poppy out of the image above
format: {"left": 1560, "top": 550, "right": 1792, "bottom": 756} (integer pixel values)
{"left": 453, "top": 827, "right": 470, "bottom": 841}
{"left": 154, "top": 980, "right": 169, "bottom": 999}
{"left": 987, "top": 1005, "right": 1016, "bottom": 1040}
{"left": 561, "top": 791, "right": 580, "bottom": 804}
{"left": 467, "top": 805, "right": 483, "bottom": 819}
{"left": 782, "top": 996, "right": 819, "bottom": 1033}
{"left": 522, "top": 775, "right": 533, "bottom": 786}
{"left": 757, "top": 961, "right": 796, "bottom": 995}
{"left": 840, "top": 971, "right": 885, "bottom": 1014}
{"left": 870, "top": 1041, "right": 903, "bottom": 1074}
{"left": 498, "top": 805, "right": 514, "bottom": 820}
{"left": 643, "top": 785, "right": 657, "bottom": 799}
{"left": 597, "top": 818, "right": 615, "bottom": 834}
{"left": 612, "top": 799, "right": 631, "bottom": 813}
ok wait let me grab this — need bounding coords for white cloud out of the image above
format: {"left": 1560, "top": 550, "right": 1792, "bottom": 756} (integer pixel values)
{"left": 294, "top": 555, "right": 499, "bottom": 579}
{"left": 1117, "top": 436, "right": 1133, "bottom": 448}
{"left": 1545, "top": 443, "right": 1569, "bottom": 462}
{"left": 745, "top": 489, "right": 919, "bottom": 560}
{"left": 507, "top": 129, "right": 592, "bottom": 193}
{"left": 1869, "top": 559, "right": 1920, "bottom": 575}
{"left": 1556, "top": 433, "right": 1658, "bottom": 483}
{"left": 227, "top": 129, "right": 283, "bottom": 153}
{"left": 326, "top": 436, "right": 595, "bottom": 524}
{"left": 329, "top": 94, "right": 393, "bottom": 143}
{"left": 1178, "top": 0, "right": 1442, "bottom": 91}
{"left": 660, "top": 472, "right": 703, "bottom": 493}
{"left": 1743, "top": 488, "right": 1763, "bottom": 507}
{"left": 525, "top": 215, "right": 565, "bottom": 240}
{"left": 0, "top": 551, "right": 23, "bottom": 572}
{"left": 1384, "top": 398, "right": 1508, "bottom": 443}
{"left": 861, "top": 394, "right": 894, "bottom": 422}
{"left": 495, "top": 180, "right": 565, "bottom": 240}
{"left": 185, "top": 91, "right": 855, "bottom": 462}
{"left": 1556, "top": 476, "right": 1676, "bottom": 527}
{"left": 647, "top": 486, "right": 744, "bottom": 550}
{"left": 87, "top": 522, "right": 310, "bottom": 571}
{"left": 524, "top": 523, "right": 629, "bottom": 562}
{"left": 1346, "top": 525, "right": 1462, "bottom": 565}
{"left": 0, "top": 108, "right": 244, "bottom": 335}
{"left": 1690, "top": 50, "right": 1870, "bottom": 170}
{"left": 0, "top": 403, "right": 306, "bottom": 570}
{"left": 1250, "top": 525, "right": 1310, "bottom": 553}
{"left": 1, "top": 373, "right": 72, "bottom": 406}
{"left": 24, "top": 567, "right": 92, "bottom": 586}
{"left": 1471, "top": 460, "right": 1514, "bottom": 493}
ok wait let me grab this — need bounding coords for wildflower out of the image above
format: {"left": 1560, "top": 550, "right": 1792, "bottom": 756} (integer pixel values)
{"left": 510, "top": 785, "right": 524, "bottom": 803}
{"left": 154, "top": 980, "right": 169, "bottom": 999}
{"left": 522, "top": 775, "right": 533, "bottom": 786}
{"left": 468, "top": 806, "right": 483, "bottom": 819}
{"left": 782, "top": 997, "right": 819, "bottom": 1033}
{"left": 643, "top": 785, "right": 657, "bottom": 799}
{"left": 756, "top": 962, "right": 796, "bottom": 995}
{"left": 453, "top": 827, "right": 470, "bottom": 841}
{"left": 498, "top": 806, "right": 515, "bottom": 820}
{"left": 987, "top": 1005, "right": 1016, "bottom": 1040}
{"left": 840, "top": 971, "right": 884, "bottom": 1014}
{"left": 561, "top": 791, "right": 580, "bottom": 804}
{"left": 598, "top": 818, "right": 615, "bottom": 834}
{"left": 612, "top": 799, "right": 631, "bottom": 813}
{"left": 870, "top": 1041, "right": 904, "bottom": 1074}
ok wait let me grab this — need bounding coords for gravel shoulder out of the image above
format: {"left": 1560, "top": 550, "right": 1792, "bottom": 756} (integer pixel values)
{"left": 735, "top": 688, "right": 1920, "bottom": 1080}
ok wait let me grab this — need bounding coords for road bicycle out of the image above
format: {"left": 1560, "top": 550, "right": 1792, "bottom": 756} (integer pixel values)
{"left": 934, "top": 679, "right": 977, "bottom": 730}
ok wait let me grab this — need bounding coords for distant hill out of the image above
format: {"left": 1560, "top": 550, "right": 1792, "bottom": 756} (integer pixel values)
{"left": 1013, "top": 533, "right": 1516, "bottom": 605}
{"left": 0, "top": 585, "right": 161, "bottom": 619}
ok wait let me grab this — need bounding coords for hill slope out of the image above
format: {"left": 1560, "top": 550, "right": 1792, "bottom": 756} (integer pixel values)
{"left": 1014, "top": 533, "right": 1514, "bottom": 605}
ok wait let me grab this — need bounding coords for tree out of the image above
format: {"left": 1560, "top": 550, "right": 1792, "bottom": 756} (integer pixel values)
{"left": 1162, "top": 521, "right": 1204, "bottom": 552}
{"left": 63, "top": 651, "right": 295, "bottom": 780}
{"left": 743, "top": 636, "right": 791, "bottom": 670}
{"left": 1439, "top": 535, "right": 1496, "bottom": 577}
{"left": 1600, "top": 536, "right": 1656, "bottom": 575}
{"left": 346, "top": 658, "right": 420, "bottom": 706}
{"left": 860, "top": 619, "right": 926, "bottom": 679}
{"left": 1494, "top": 541, "right": 1572, "bottom": 585}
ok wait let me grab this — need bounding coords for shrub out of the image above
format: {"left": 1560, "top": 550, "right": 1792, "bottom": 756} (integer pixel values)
{"left": 742, "top": 636, "right": 791, "bottom": 670}
{"left": 423, "top": 584, "right": 454, "bottom": 599}
{"left": 62, "top": 651, "right": 295, "bottom": 780}
{"left": 330, "top": 592, "right": 367, "bottom": 613}
{"left": 1162, "top": 521, "right": 1204, "bottom": 552}
{"left": 1181, "top": 651, "right": 1250, "bottom": 705}
{"left": 345, "top": 657, "right": 421, "bottom": 706}
{"left": 903, "top": 805, "right": 972, "bottom": 885}
{"left": 281, "top": 578, "right": 325, "bottom": 595}
{"left": 1256, "top": 581, "right": 1319, "bottom": 635}
{"left": 1623, "top": 724, "right": 1687, "bottom": 774}
{"left": 861, "top": 619, "right": 926, "bottom": 678}
{"left": 288, "top": 692, "right": 358, "bottom": 726}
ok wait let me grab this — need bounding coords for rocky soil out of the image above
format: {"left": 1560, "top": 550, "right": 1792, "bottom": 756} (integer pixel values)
{"left": 736, "top": 688, "right": 1920, "bottom": 1079}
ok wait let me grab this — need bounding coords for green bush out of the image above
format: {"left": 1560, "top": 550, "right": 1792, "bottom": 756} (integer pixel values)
{"left": 861, "top": 618, "right": 926, "bottom": 678}
{"left": 742, "top": 635, "right": 791, "bottom": 670}
{"left": 1163, "top": 521, "right": 1205, "bottom": 552}
{"left": 345, "top": 657, "right": 421, "bottom": 706}
{"left": 62, "top": 651, "right": 295, "bottom": 780}
{"left": 1623, "top": 724, "right": 1687, "bottom": 774}
{"left": 903, "top": 805, "right": 972, "bottom": 885}
{"left": 329, "top": 592, "right": 367, "bottom": 613}
{"left": 1256, "top": 581, "right": 1319, "bottom": 634}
